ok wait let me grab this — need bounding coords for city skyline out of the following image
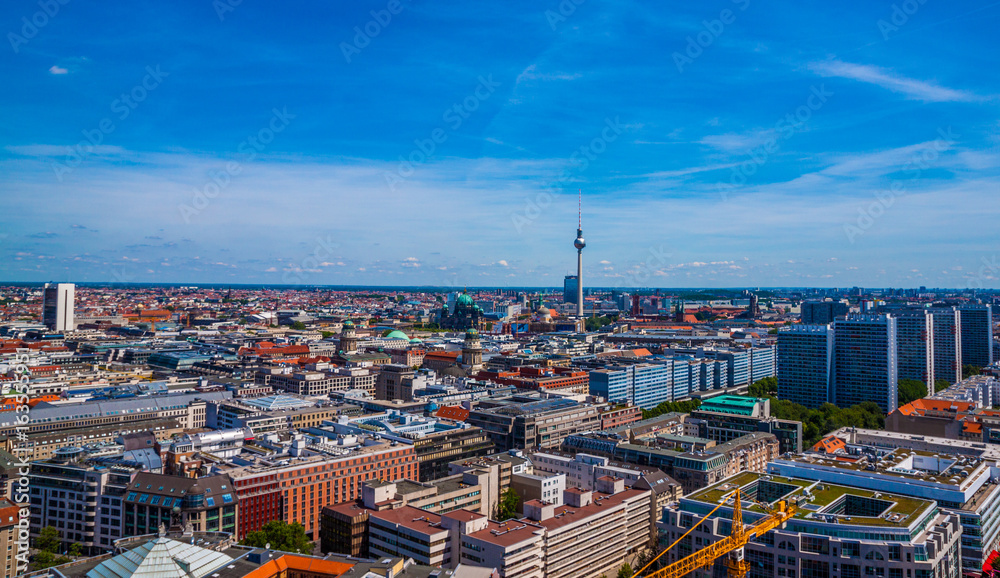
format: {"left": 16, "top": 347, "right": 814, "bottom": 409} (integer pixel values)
{"left": 3, "top": 1, "right": 1000, "bottom": 287}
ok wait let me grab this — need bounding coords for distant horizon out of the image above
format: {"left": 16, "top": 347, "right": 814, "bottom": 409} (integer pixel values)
{"left": 0, "top": 281, "right": 992, "bottom": 293}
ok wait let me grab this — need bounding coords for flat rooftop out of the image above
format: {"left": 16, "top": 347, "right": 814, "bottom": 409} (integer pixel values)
{"left": 687, "top": 472, "right": 935, "bottom": 528}
{"left": 790, "top": 447, "right": 988, "bottom": 489}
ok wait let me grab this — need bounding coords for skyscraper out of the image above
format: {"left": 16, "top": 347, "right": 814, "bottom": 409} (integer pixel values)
{"left": 573, "top": 191, "right": 585, "bottom": 318}
{"left": 960, "top": 304, "right": 994, "bottom": 368}
{"left": 833, "top": 314, "right": 898, "bottom": 413}
{"left": 895, "top": 310, "right": 934, "bottom": 390}
{"left": 929, "top": 306, "right": 962, "bottom": 385}
{"left": 777, "top": 324, "right": 833, "bottom": 408}
{"left": 41, "top": 282, "right": 74, "bottom": 332}
{"left": 563, "top": 275, "right": 578, "bottom": 305}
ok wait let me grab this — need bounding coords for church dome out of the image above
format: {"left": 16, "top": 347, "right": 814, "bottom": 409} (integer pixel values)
{"left": 465, "top": 328, "right": 479, "bottom": 338}
{"left": 384, "top": 330, "right": 409, "bottom": 341}
{"left": 455, "top": 293, "right": 475, "bottom": 308}
{"left": 342, "top": 320, "right": 354, "bottom": 328}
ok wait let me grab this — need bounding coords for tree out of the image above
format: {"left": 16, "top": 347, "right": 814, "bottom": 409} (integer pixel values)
{"left": 36, "top": 526, "right": 60, "bottom": 553}
{"left": 496, "top": 487, "right": 520, "bottom": 521}
{"left": 68, "top": 543, "right": 83, "bottom": 557}
{"left": 897, "top": 379, "right": 928, "bottom": 406}
{"left": 289, "top": 321, "right": 307, "bottom": 330}
{"left": 320, "top": 331, "right": 334, "bottom": 338}
{"left": 31, "top": 551, "right": 71, "bottom": 571}
{"left": 241, "top": 521, "right": 313, "bottom": 554}
{"left": 963, "top": 364, "right": 982, "bottom": 379}
{"left": 642, "top": 399, "right": 702, "bottom": 420}
{"left": 935, "top": 379, "right": 951, "bottom": 393}
{"left": 618, "top": 562, "right": 634, "bottom": 578}
{"left": 748, "top": 377, "right": 777, "bottom": 398}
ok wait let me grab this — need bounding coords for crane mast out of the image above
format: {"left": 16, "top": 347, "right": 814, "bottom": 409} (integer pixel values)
{"left": 635, "top": 488, "right": 799, "bottom": 578}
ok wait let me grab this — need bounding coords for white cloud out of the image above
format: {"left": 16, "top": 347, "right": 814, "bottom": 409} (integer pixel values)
{"left": 810, "top": 60, "right": 980, "bottom": 103}
{"left": 48, "top": 65, "right": 68, "bottom": 75}
{"left": 497, "top": 260, "right": 509, "bottom": 267}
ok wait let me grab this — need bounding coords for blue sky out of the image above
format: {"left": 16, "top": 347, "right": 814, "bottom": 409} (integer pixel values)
{"left": 2, "top": 1, "right": 999, "bottom": 288}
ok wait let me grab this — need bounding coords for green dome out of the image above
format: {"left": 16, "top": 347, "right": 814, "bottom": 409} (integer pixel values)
{"left": 456, "top": 293, "right": 475, "bottom": 308}
{"left": 384, "top": 330, "right": 409, "bottom": 340}
{"left": 409, "top": 338, "right": 423, "bottom": 344}
{"left": 465, "top": 328, "right": 479, "bottom": 338}
{"left": 342, "top": 320, "right": 354, "bottom": 327}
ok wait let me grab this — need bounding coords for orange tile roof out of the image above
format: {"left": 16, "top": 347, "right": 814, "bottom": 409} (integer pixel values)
{"left": 810, "top": 435, "right": 846, "bottom": 454}
{"left": 631, "top": 348, "right": 652, "bottom": 357}
{"left": 435, "top": 405, "right": 470, "bottom": 422}
{"left": 241, "top": 554, "right": 354, "bottom": 578}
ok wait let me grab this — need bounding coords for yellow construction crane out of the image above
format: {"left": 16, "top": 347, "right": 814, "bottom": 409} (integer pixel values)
{"left": 634, "top": 487, "right": 799, "bottom": 578}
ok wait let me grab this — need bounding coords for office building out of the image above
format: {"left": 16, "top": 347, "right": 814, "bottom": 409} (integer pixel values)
{"left": 773, "top": 437, "right": 1000, "bottom": 572}
{"left": 800, "top": 299, "right": 849, "bottom": 324}
{"left": 777, "top": 324, "right": 833, "bottom": 408}
{"left": 563, "top": 275, "right": 578, "bottom": 305}
{"left": 833, "top": 314, "right": 898, "bottom": 412}
{"left": 42, "top": 282, "right": 75, "bottom": 332}
{"left": 122, "top": 472, "right": 238, "bottom": 537}
{"left": 660, "top": 472, "right": 961, "bottom": 578}
{"left": 688, "top": 395, "right": 803, "bottom": 454}
{"left": 466, "top": 396, "right": 601, "bottom": 451}
{"left": 28, "top": 448, "right": 136, "bottom": 554}
{"left": 961, "top": 304, "right": 994, "bottom": 368}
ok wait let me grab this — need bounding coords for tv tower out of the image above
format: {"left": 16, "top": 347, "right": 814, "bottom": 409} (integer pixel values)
{"left": 574, "top": 190, "right": 586, "bottom": 318}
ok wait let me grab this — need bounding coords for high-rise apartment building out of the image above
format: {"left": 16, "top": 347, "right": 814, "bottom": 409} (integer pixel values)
{"left": 930, "top": 307, "right": 962, "bottom": 385}
{"left": 777, "top": 324, "right": 833, "bottom": 408}
{"left": 800, "top": 300, "right": 849, "bottom": 324}
{"left": 961, "top": 304, "right": 994, "bottom": 368}
{"left": 896, "top": 311, "right": 935, "bottom": 389}
{"left": 833, "top": 314, "right": 898, "bottom": 412}
{"left": 41, "top": 282, "right": 74, "bottom": 332}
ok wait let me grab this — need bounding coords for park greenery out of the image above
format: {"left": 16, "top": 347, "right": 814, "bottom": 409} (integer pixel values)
{"left": 585, "top": 315, "right": 619, "bottom": 331}
{"left": 642, "top": 398, "right": 702, "bottom": 420}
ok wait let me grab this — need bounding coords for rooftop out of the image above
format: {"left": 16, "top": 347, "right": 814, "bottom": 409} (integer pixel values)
{"left": 687, "top": 472, "right": 935, "bottom": 529}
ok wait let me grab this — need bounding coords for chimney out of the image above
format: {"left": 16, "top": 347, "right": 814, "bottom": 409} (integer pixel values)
{"left": 565, "top": 488, "right": 592, "bottom": 508}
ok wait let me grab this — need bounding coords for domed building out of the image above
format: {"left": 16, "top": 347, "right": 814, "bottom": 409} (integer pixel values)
{"left": 461, "top": 327, "right": 483, "bottom": 370}
{"left": 383, "top": 329, "right": 409, "bottom": 341}
{"left": 438, "top": 290, "right": 483, "bottom": 331}
{"left": 339, "top": 319, "right": 358, "bottom": 354}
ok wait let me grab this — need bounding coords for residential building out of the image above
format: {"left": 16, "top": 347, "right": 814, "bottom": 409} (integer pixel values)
{"left": 833, "top": 314, "right": 898, "bottom": 412}
{"left": 930, "top": 306, "right": 962, "bottom": 385}
{"left": 777, "top": 324, "right": 833, "bottom": 408}
{"left": 896, "top": 311, "right": 935, "bottom": 389}
{"left": 961, "top": 304, "right": 994, "bottom": 368}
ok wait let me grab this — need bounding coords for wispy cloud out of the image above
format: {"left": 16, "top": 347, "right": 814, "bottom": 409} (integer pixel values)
{"left": 809, "top": 60, "right": 980, "bottom": 103}
{"left": 48, "top": 65, "right": 68, "bottom": 75}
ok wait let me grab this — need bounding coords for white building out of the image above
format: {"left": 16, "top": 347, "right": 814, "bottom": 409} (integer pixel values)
{"left": 42, "top": 282, "right": 75, "bottom": 332}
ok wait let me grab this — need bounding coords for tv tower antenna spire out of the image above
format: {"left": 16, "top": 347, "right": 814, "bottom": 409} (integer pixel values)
{"left": 573, "top": 190, "right": 586, "bottom": 319}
